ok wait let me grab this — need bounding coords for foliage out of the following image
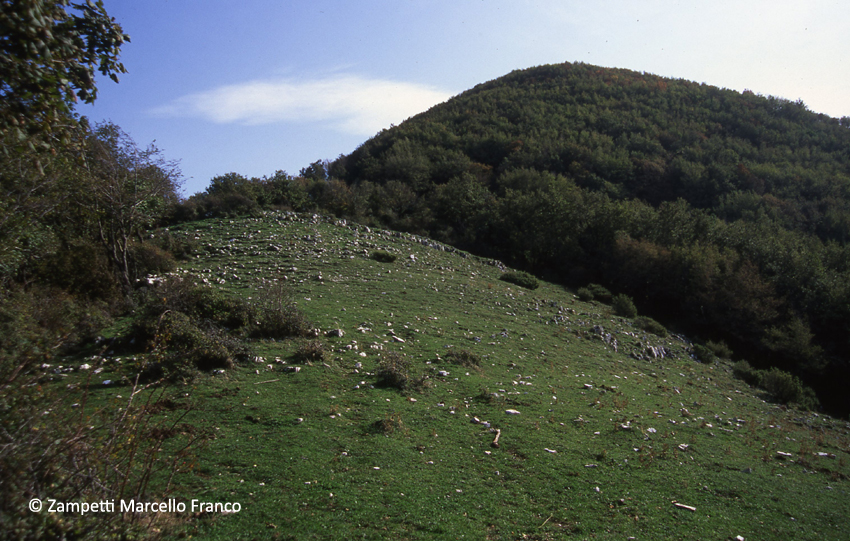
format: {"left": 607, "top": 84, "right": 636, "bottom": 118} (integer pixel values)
{"left": 760, "top": 367, "right": 804, "bottom": 404}
{"left": 376, "top": 351, "right": 412, "bottom": 390}
{"left": 292, "top": 340, "right": 327, "bottom": 365}
{"left": 442, "top": 348, "right": 481, "bottom": 368}
{"left": 84, "top": 122, "right": 182, "bottom": 293}
{"left": 128, "top": 278, "right": 260, "bottom": 380}
{"left": 634, "top": 315, "right": 667, "bottom": 337}
{"left": 705, "top": 339, "right": 733, "bottom": 359}
{"left": 370, "top": 250, "right": 398, "bottom": 263}
{"left": 732, "top": 360, "right": 762, "bottom": 386}
{"left": 0, "top": 285, "right": 110, "bottom": 384}
{"left": 693, "top": 344, "right": 717, "bottom": 364}
{"left": 248, "top": 280, "right": 314, "bottom": 339}
{"left": 498, "top": 270, "right": 539, "bottom": 290}
{"left": 576, "top": 287, "right": 594, "bottom": 301}
{"left": 612, "top": 293, "right": 638, "bottom": 318}
{"left": 0, "top": 379, "right": 204, "bottom": 540}
{"left": 0, "top": 0, "right": 129, "bottom": 151}
{"left": 586, "top": 284, "right": 612, "bottom": 303}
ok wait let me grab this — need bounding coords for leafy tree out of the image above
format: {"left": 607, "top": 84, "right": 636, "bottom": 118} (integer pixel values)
{"left": 83, "top": 122, "right": 181, "bottom": 293}
{"left": 300, "top": 159, "right": 329, "bottom": 180}
{"left": 0, "top": 0, "right": 129, "bottom": 151}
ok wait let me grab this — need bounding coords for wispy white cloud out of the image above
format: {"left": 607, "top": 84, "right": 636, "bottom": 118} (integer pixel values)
{"left": 152, "top": 75, "right": 454, "bottom": 135}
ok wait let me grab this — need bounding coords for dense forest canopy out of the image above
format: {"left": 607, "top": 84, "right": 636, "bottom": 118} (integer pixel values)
{"left": 310, "top": 62, "right": 850, "bottom": 413}
{"left": 340, "top": 63, "right": 850, "bottom": 241}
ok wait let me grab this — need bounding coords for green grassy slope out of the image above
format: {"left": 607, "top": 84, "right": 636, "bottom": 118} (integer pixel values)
{"left": 71, "top": 212, "right": 850, "bottom": 540}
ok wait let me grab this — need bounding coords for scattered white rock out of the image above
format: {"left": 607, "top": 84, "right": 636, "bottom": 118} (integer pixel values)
{"left": 505, "top": 409, "right": 521, "bottom": 415}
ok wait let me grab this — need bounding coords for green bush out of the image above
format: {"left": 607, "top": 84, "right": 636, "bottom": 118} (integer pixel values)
{"left": 129, "top": 241, "right": 176, "bottom": 281}
{"left": 732, "top": 360, "right": 762, "bottom": 386}
{"left": 576, "top": 287, "right": 594, "bottom": 301}
{"left": 612, "top": 294, "right": 638, "bottom": 318}
{"left": 587, "top": 283, "right": 612, "bottom": 302}
{"left": 0, "top": 285, "right": 110, "bottom": 378}
{"left": 135, "top": 278, "right": 252, "bottom": 331}
{"left": 760, "top": 367, "right": 804, "bottom": 404}
{"left": 377, "top": 351, "right": 412, "bottom": 389}
{"left": 35, "top": 240, "right": 120, "bottom": 302}
{"left": 635, "top": 315, "right": 667, "bottom": 337}
{"left": 693, "top": 344, "right": 717, "bottom": 364}
{"left": 0, "top": 382, "right": 204, "bottom": 540}
{"left": 128, "top": 278, "right": 258, "bottom": 380}
{"left": 499, "top": 271, "right": 539, "bottom": 290}
{"left": 705, "top": 340, "right": 733, "bottom": 359}
{"left": 292, "top": 340, "right": 327, "bottom": 365}
{"left": 187, "top": 286, "right": 253, "bottom": 330}
{"left": 443, "top": 349, "right": 481, "bottom": 368}
{"left": 249, "top": 281, "right": 314, "bottom": 338}
{"left": 371, "top": 250, "right": 397, "bottom": 263}
{"left": 140, "top": 311, "right": 236, "bottom": 380}
{"left": 796, "top": 386, "right": 821, "bottom": 411}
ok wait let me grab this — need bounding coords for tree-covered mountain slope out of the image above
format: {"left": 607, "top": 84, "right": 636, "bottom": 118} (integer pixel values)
{"left": 325, "top": 62, "right": 850, "bottom": 414}
{"left": 339, "top": 62, "right": 850, "bottom": 239}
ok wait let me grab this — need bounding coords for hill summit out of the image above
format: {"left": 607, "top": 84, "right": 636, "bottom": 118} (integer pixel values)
{"left": 325, "top": 62, "right": 850, "bottom": 414}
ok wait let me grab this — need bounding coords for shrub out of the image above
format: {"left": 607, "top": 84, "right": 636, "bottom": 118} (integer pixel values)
{"left": 635, "top": 316, "right": 667, "bottom": 337}
{"left": 129, "top": 241, "right": 176, "bottom": 281}
{"left": 0, "top": 381, "right": 205, "bottom": 540}
{"left": 35, "top": 240, "right": 120, "bottom": 302}
{"left": 612, "top": 294, "right": 638, "bottom": 318}
{"left": 576, "top": 287, "right": 594, "bottom": 301}
{"left": 140, "top": 311, "right": 235, "bottom": 380}
{"left": 292, "top": 340, "right": 327, "bottom": 365}
{"left": 134, "top": 278, "right": 252, "bottom": 331}
{"left": 796, "top": 386, "right": 821, "bottom": 411}
{"left": 372, "top": 412, "right": 406, "bottom": 435}
{"left": 760, "top": 367, "right": 803, "bottom": 404}
{"left": 150, "top": 230, "right": 200, "bottom": 261}
{"left": 693, "top": 344, "right": 717, "bottom": 364}
{"left": 0, "top": 285, "right": 110, "bottom": 379}
{"left": 443, "top": 349, "right": 481, "bottom": 368}
{"left": 499, "top": 271, "right": 539, "bottom": 290}
{"left": 371, "top": 250, "right": 397, "bottom": 263}
{"left": 705, "top": 340, "right": 733, "bottom": 359}
{"left": 190, "top": 287, "right": 253, "bottom": 330}
{"left": 587, "top": 283, "right": 612, "bottom": 302}
{"left": 732, "top": 360, "right": 762, "bottom": 386}
{"left": 377, "top": 351, "right": 412, "bottom": 389}
{"left": 249, "top": 281, "right": 313, "bottom": 338}
{"left": 128, "top": 279, "right": 256, "bottom": 380}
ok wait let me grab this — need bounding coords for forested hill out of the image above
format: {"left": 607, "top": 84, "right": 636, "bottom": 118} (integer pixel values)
{"left": 326, "top": 62, "right": 850, "bottom": 414}
{"left": 339, "top": 62, "right": 850, "bottom": 236}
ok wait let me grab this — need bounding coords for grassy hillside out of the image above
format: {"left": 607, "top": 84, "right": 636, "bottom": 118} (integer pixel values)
{"left": 301, "top": 62, "right": 850, "bottom": 414}
{"left": 50, "top": 212, "right": 850, "bottom": 540}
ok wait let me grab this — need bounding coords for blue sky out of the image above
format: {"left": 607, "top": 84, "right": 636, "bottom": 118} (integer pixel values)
{"left": 82, "top": 0, "right": 850, "bottom": 196}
